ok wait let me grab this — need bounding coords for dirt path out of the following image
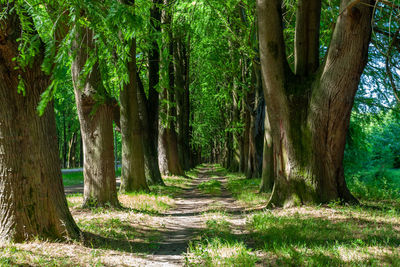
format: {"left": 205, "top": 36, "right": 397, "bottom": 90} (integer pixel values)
{"left": 142, "top": 165, "right": 247, "bottom": 266}
{"left": 65, "top": 165, "right": 247, "bottom": 266}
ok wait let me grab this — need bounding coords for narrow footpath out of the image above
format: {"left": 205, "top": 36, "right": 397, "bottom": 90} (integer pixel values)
{"left": 144, "top": 165, "right": 246, "bottom": 266}
{"left": 64, "top": 165, "right": 250, "bottom": 266}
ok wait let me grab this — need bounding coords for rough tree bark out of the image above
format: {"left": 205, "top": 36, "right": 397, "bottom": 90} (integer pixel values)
{"left": 246, "top": 64, "right": 265, "bottom": 179}
{"left": 257, "top": 0, "right": 373, "bottom": 207}
{"left": 174, "top": 36, "right": 191, "bottom": 171}
{"left": 71, "top": 25, "right": 119, "bottom": 207}
{"left": 0, "top": 9, "right": 80, "bottom": 242}
{"left": 119, "top": 31, "right": 149, "bottom": 192}
{"left": 158, "top": 0, "right": 184, "bottom": 176}
{"left": 137, "top": 72, "right": 165, "bottom": 185}
{"left": 138, "top": 0, "right": 165, "bottom": 186}
{"left": 166, "top": 52, "right": 184, "bottom": 175}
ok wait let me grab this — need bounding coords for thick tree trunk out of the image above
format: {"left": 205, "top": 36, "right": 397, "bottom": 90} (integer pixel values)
{"left": 139, "top": 0, "right": 165, "bottom": 186}
{"left": 159, "top": 1, "right": 185, "bottom": 176}
{"left": 119, "top": 36, "right": 149, "bottom": 193}
{"left": 174, "top": 37, "right": 191, "bottom": 171}
{"left": 71, "top": 26, "right": 119, "bottom": 207}
{"left": 257, "top": 0, "right": 373, "bottom": 207}
{"left": 0, "top": 11, "right": 80, "bottom": 242}
{"left": 246, "top": 65, "right": 265, "bottom": 179}
{"left": 166, "top": 60, "right": 184, "bottom": 175}
{"left": 137, "top": 73, "right": 165, "bottom": 185}
{"left": 158, "top": 86, "right": 183, "bottom": 176}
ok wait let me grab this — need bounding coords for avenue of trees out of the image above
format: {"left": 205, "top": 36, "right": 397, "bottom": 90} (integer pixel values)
{"left": 0, "top": 0, "right": 399, "bottom": 243}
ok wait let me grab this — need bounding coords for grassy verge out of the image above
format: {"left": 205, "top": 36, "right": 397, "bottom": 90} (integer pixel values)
{"left": 347, "top": 168, "right": 400, "bottom": 201}
{"left": 62, "top": 168, "right": 122, "bottom": 187}
{"left": 248, "top": 201, "right": 400, "bottom": 265}
{"left": 225, "top": 172, "right": 270, "bottom": 208}
{"left": 185, "top": 212, "right": 258, "bottom": 266}
{"left": 150, "top": 174, "right": 192, "bottom": 198}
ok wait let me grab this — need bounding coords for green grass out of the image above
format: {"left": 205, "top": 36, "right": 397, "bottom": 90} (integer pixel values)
{"left": 226, "top": 172, "right": 270, "bottom": 207}
{"left": 62, "top": 168, "right": 121, "bottom": 187}
{"left": 0, "top": 246, "right": 75, "bottom": 266}
{"left": 62, "top": 172, "right": 84, "bottom": 187}
{"left": 150, "top": 174, "right": 193, "bottom": 197}
{"left": 198, "top": 179, "right": 222, "bottom": 195}
{"left": 120, "top": 191, "right": 174, "bottom": 213}
{"left": 77, "top": 217, "right": 162, "bottom": 253}
{"left": 247, "top": 203, "right": 400, "bottom": 266}
{"left": 66, "top": 191, "right": 174, "bottom": 214}
{"left": 186, "top": 213, "right": 257, "bottom": 266}
{"left": 347, "top": 168, "right": 400, "bottom": 201}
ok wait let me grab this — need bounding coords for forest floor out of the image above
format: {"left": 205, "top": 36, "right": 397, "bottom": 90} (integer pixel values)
{"left": 1, "top": 164, "right": 400, "bottom": 266}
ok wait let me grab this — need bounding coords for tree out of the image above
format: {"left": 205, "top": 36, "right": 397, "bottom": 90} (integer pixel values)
{"left": 138, "top": 0, "right": 165, "bottom": 186}
{"left": 257, "top": 0, "right": 373, "bottom": 207}
{"left": 71, "top": 20, "right": 120, "bottom": 207}
{"left": 158, "top": 0, "right": 185, "bottom": 176}
{"left": 0, "top": 5, "right": 80, "bottom": 242}
{"left": 119, "top": 0, "right": 149, "bottom": 192}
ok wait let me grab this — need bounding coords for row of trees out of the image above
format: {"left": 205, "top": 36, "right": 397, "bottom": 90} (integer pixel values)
{"left": 0, "top": 0, "right": 197, "bottom": 242}
{"left": 0, "top": 0, "right": 398, "bottom": 242}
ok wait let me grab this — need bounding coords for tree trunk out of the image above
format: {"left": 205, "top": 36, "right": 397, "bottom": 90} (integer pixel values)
{"left": 159, "top": 0, "right": 185, "bottom": 176}
{"left": 174, "top": 37, "right": 191, "bottom": 171}
{"left": 137, "top": 73, "right": 165, "bottom": 185}
{"left": 140, "top": 0, "right": 164, "bottom": 186}
{"left": 246, "top": 64, "right": 265, "bottom": 179}
{"left": 257, "top": 0, "right": 373, "bottom": 207}
{"left": 260, "top": 104, "right": 274, "bottom": 192}
{"left": 79, "top": 132, "right": 83, "bottom": 167}
{"left": 71, "top": 26, "right": 119, "bottom": 207}
{"left": 63, "top": 112, "right": 67, "bottom": 168}
{"left": 0, "top": 10, "right": 80, "bottom": 242}
{"left": 242, "top": 101, "right": 250, "bottom": 174}
{"left": 119, "top": 33, "right": 149, "bottom": 193}
{"left": 67, "top": 132, "right": 78, "bottom": 168}
{"left": 166, "top": 61, "right": 184, "bottom": 175}
{"left": 230, "top": 89, "right": 241, "bottom": 172}
{"left": 245, "top": 90, "right": 257, "bottom": 179}
{"left": 158, "top": 118, "right": 169, "bottom": 175}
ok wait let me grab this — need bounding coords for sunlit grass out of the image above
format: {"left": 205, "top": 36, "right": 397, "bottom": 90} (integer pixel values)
{"left": 246, "top": 203, "right": 400, "bottom": 265}
{"left": 120, "top": 192, "right": 174, "bottom": 213}
{"left": 62, "top": 168, "right": 121, "bottom": 187}
{"left": 186, "top": 214, "right": 257, "bottom": 266}
{"left": 198, "top": 179, "right": 222, "bottom": 195}
{"left": 76, "top": 216, "right": 162, "bottom": 252}
{"left": 0, "top": 246, "right": 76, "bottom": 266}
{"left": 66, "top": 191, "right": 174, "bottom": 214}
{"left": 226, "top": 172, "right": 270, "bottom": 208}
